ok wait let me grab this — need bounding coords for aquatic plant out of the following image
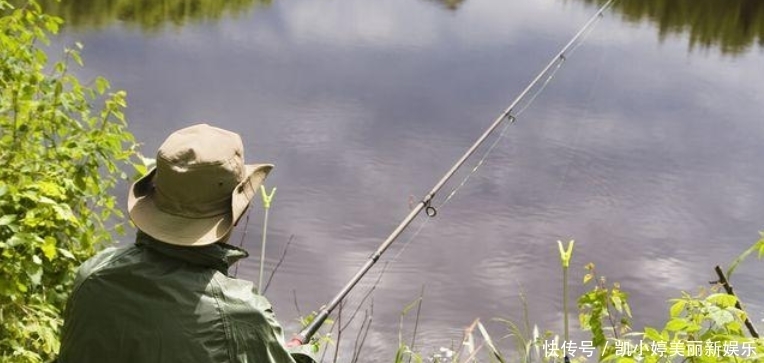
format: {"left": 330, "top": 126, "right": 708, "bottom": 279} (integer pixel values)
{"left": 408, "top": 233, "right": 764, "bottom": 363}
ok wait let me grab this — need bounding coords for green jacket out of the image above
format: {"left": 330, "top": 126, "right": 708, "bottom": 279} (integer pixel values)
{"left": 58, "top": 233, "right": 315, "bottom": 363}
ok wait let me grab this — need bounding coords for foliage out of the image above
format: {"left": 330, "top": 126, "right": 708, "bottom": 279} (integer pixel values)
{"left": 573, "top": 236, "right": 764, "bottom": 363}
{"left": 395, "top": 296, "right": 425, "bottom": 363}
{"left": 10, "top": 0, "right": 271, "bottom": 33}
{"left": 726, "top": 231, "right": 764, "bottom": 278}
{"left": 634, "top": 290, "right": 758, "bottom": 362}
{"left": 0, "top": 0, "right": 139, "bottom": 361}
{"left": 577, "top": 262, "right": 633, "bottom": 360}
{"left": 494, "top": 291, "right": 557, "bottom": 363}
{"left": 424, "top": 0, "right": 467, "bottom": 11}
{"left": 417, "top": 233, "right": 764, "bottom": 363}
{"left": 582, "top": 0, "right": 764, "bottom": 55}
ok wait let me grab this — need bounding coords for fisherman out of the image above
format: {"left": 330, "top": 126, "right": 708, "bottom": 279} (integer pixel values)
{"left": 57, "top": 124, "right": 314, "bottom": 363}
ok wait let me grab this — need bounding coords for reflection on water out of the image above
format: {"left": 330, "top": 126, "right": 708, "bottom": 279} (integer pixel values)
{"left": 28, "top": 0, "right": 269, "bottom": 32}
{"left": 41, "top": 0, "right": 764, "bottom": 359}
{"left": 582, "top": 0, "right": 764, "bottom": 54}
{"left": 35, "top": 0, "right": 764, "bottom": 56}
{"left": 425, "top": 0, "right": 466, "bottom": 11}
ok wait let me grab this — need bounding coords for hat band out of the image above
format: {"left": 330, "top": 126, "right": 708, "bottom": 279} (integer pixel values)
{"left": 153, "top": 185, "right": 231, "bottom": 219}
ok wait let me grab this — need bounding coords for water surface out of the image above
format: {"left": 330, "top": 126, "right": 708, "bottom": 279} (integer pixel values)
{"left": 47, "top": 0, "right": 764, "bottom": 360}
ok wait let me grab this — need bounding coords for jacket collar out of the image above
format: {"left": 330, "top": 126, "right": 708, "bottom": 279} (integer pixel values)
{"left": 136, "top": 232, "right": 249, "bottom": 275}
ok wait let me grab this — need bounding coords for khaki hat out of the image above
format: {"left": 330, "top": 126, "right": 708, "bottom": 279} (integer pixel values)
{"left": 128, "top": 123, "right": 273, "bottom": 246}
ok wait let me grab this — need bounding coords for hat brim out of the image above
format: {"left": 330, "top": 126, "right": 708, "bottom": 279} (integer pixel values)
{"left": 128, "top": 163, "right": 273, "bottom": 246}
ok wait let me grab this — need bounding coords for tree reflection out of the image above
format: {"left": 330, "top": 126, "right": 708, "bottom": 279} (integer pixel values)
{"left": 425, "top": 0, "right": 466, "bottom": 11}
{"left": 581, "top": 0, "right": 764, "bottom": 55}
{"left": 17, "top": 0, "right": 764, "bottom": 55}
{"left": 23, "top": 0, "right": 270, "bottom": 32}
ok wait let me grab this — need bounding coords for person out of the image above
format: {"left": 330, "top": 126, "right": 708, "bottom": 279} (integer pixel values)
{"left": 57, "top": 123, "right": 315, "bottom": 363}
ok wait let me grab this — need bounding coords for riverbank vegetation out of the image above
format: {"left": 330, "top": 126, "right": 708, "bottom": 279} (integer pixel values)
{"left": 393, "top": 235, "right": 764, "bottom": 363}
{"left": 11, "top": 0, "right": 271, "bottom": 33}
{"left": 583, "top": 0, "right": 764, "bottom": 55}
{"left": 0, "top": 1, "right": 139, "bottom": 361}
{"left": 294, "top": 235, "right": 764, "bottom": 362}
{"left": 18, "top": 0, "right": 764, "bottom": 55}
{"left": 2, "top": 1, "right": 763, "bottom": 362}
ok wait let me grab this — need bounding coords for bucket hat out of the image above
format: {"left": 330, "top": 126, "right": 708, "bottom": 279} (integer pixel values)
{"left": 128, "top": 123, "right": 273, "bottom": 246}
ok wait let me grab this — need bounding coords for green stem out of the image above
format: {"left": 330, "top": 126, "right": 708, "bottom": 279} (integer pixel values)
{"left": 257, "top": 185, "right": 276, "bottom": 295}
{"left": 12, "top": 87, "right": 20, "bottom": 153}
{"left": 257, "top": 206, "right": 269, "bottom": 294}
{"left": 563, "top": 264, "right": 569, "bottom": 345}
{"left": 558, "top": 240, "right": 574, "bottom": 348}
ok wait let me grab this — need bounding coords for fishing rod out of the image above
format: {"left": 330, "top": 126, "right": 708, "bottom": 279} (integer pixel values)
{"left": 293, "top": 0, "right": 616, "bottom": 344}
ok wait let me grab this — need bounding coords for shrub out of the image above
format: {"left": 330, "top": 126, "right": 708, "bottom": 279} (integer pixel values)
{"left": 0, "top": 1, "right": 139, "bottom": 361}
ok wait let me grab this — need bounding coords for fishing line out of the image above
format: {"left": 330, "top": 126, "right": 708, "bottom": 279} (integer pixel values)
{"left": 432, "top": 1, "right": 607, "bottom": 215}
{"left": 337, "top": 118, "right": 517, "bottom": 320}
{"left": 540, "top": 23, "right": 611, "bottom": 363}
{"left": 340, "top": 5, "right": 611, "bottom": 334}
{"left": 546, "top": 15, "right": 611, "bottom": 214}
{"left": 295, "top": 0, "right": 617, "bottom": 344}
{"left": 381, "top": 9, "right": 600, "bottom": 271}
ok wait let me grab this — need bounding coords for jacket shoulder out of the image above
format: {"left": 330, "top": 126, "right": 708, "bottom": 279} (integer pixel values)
{"left": 72, "top": 245, "right": 137, "bottom": 288}
{"left": 211, "top": 274, "right": 271, "bottom": 311}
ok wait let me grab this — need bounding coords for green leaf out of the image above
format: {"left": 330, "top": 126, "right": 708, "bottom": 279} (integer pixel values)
{"left": 726, "top": 320, "right": 743, "bottom": 333}
{"left": 0, "top": 214, "right": 16, "bottom": 226}
{"left": 665, "top": 318, "right": 688, "bottom": 331}
{"left": 477, "top": 321, "right": 505, "bottom": 363}
{"left": 583, "top": 273, "right": 593, "bottom": 284}
{"left": 37, "top": 181, "right": 64, "bottom": 198}
{"left": 28, "top": 267, "right": 43, "bottom": 286}
{"left": 643, "top": 327, "right": 663, "bottom": 342}
{"left": 401, "top": 296, "right": 422, "bottom": 315}
{"left": 706, "top": 293, "right": 737, "bottom": 308}
{"left": 623, "top": 301, "right": 632, "bottom": 317}
{"left": 685, "top": 322, "right": 702, "bottom": 333}
{"left": 727, "top": 233, "right": 764, "bottom": 277}
{"left": 55, "top": 60, "right": 66, "bottom": 74}
{"left": 58, "top": 248, "right": 75, "bottom": 260}
{"left": 8, "top": 234, "right": 28, "bottom": 247}
{"left": 52, "top": 204, "right": 78, "bottom": 224}
{"left": 669, "top": 300, "right": 686, "bottom": 318}
{"left": 611, "top": 294, "right": 623, "bottom": 312}
{"left": 95, "top": 76, "right": 109, "bottom": 95}
{"left": 37, "top": 195, "right": 56, "bottom": 204}
{"left": 706, "top": 305, "right": 735, "bottom": 327}
{"left": 41, "top": 236, "right": 57, "bottom": 260}
{"left": 70, "top": 50, "right": 83, "bottom": 66}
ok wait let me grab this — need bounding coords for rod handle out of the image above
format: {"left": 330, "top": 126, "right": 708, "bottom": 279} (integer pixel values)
{"left": 295, "top": 309, "right": 330, "bottom": 344}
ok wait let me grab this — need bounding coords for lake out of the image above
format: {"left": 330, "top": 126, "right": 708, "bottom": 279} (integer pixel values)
{"left": 46, "top": 0, "right": 764, "bottom": 360}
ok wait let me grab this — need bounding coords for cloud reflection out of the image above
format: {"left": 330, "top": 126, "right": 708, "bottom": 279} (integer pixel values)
{"left": 50, "top": 0, "right": 764, "bottom": 357}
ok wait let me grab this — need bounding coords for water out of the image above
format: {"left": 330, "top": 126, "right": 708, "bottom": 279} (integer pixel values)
{"left": 47, "top": 0, "right": 764, "bottom": 360}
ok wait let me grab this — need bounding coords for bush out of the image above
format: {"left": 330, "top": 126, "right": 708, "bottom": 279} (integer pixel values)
{"left": 420, "top": 235, "right": 764, "bottom": 363}
{"left": 575, "top": 236, "right": 764, "bottom": 362}
{"left": 0, "top": 1, "right": 139, "bottom": 361}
